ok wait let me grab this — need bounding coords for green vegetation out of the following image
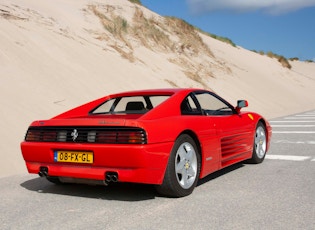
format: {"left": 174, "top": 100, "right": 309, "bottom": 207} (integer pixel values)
{"left": 194, "top": 27, "right": 236, "bottom": 47}
{"left": 277, "top": 55, "right": 291, "bottom": 69}
{"left": 288, "top": 57, "right": 315, "bottom": 63}
{"left": 289, "top": 57, "right": 299, "bottom": 61}
{"left": 132, "top": 8, "right": 171, "bottom": 51}
{"left": 90, "top": 5, "right": 128, "bottom": 37}
{"left": 107, "top": 16, "right": 128, "bottom": 35}
{"left": 90, "top": 4, "right": 216, "bottom": 85}
{"left": 164, "top": 16, "right": 236, "bottom": 48}
{"left": 91, "top": 3, "right": 311, "bottom": 71}
{"left": 266, "top": 51, "right": 291, "bottom": 69}
{"left": 165, "top": 16, "right": 213, "bottom": 56}
{"left": 251, "top": 50, "right": 291, "bottom": 69}
{"left": 208, "top": 33, "right": 236, "bottom": 47}
{"left": 128, "top": 0, "right": 142, "bottom": 5}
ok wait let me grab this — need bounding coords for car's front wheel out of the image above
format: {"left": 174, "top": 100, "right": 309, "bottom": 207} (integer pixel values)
{"left": 156, "top": 134, "right": 201, "bottom": 197}
{"left": 247, "top": 121, "right": 267, "bottom": 164}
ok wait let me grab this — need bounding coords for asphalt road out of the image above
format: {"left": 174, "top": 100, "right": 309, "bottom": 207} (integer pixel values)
{"left": 1, "top": 111, "right": 314, "bottom": 230}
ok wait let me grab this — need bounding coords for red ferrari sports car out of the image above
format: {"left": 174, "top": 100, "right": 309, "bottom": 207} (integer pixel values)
{"left": 21, "top": 88, "right": 271, "bottom": 197}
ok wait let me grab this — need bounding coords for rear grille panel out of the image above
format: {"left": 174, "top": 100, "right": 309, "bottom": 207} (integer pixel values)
{"left": 25, "top": 126, "right": 147, "bottom": 144}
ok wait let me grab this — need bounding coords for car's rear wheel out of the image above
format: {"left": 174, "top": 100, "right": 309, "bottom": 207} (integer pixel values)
{"left": 156, "top": 134, "right": 200, "bottom": 197}
{"left": 248, "top": 121, "right": 267, "bottom": 164}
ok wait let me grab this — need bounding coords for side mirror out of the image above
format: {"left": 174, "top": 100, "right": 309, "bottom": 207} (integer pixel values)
{"left": 235, "top": 100, "right": 248, "bottom": 113}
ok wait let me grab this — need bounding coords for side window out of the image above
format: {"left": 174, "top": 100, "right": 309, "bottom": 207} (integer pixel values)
{"left": 92, "top": 98, "right": 115, "bottom": 114}
{"left": 149, "top": 96, "right": 170, "bottom": 107}
{"left": 181, "top": 95, "right": 201, "bottom": 115}
{"left": 195, "top": 92, "right": 234, "bottom": 115}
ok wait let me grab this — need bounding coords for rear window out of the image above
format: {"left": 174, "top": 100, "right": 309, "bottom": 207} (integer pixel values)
{"left": 90, "top": 95, "right": 170, "bottom": 114}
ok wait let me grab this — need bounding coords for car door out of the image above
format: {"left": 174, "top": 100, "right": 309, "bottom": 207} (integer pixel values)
{"left": 193, "top": 92, "right": 254, "bottom": 168}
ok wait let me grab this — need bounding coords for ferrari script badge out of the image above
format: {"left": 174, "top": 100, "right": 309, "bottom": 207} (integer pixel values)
{"left": 71, "top": 129, "right": 79, "bottom": 142}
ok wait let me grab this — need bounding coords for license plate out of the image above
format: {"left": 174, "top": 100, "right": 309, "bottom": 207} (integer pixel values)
{"left": 54, "top": 151, "right": 93, "bottom": 164}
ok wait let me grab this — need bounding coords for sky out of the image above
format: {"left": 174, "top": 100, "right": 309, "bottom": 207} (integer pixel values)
{"left": 141, "top": 0, "right": 315, "bottom": 61}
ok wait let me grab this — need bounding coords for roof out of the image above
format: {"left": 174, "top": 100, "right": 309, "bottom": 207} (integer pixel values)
{"left": 108, "top": 88, "right": 207, "bottom": 98}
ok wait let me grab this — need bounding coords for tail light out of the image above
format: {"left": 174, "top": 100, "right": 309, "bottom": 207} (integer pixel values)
{"left": 25, "top": 130, "right": 57, "bottom": 142}
{"left": 24, "top": 127, "right": 147, "bottom": 144}
{"left": 25, "top": 130, "right": 42, "bottom": 142}
{"left": 96, "top": 130, "right": 146, "bottom": 144}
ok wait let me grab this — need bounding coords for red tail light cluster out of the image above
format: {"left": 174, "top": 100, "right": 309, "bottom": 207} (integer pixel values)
{"left": 94, "top": 131, "right": 145, "bottom": 144}
{"left": 25, "top": 127, "right": 147, "bottom": 144}
{"left": 25, "top": 130, "right": 57, "bottom": 142}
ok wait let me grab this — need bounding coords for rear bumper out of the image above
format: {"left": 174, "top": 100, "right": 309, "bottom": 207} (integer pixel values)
{"left": 21, "top": 141, "right": 173, "bottom": 185}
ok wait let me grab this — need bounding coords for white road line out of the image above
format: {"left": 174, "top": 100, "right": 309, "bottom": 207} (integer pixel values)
{"left": 295, "top": 114, "right": 315, "bottom": 117}
{"left": 312, "top": 158, "right": 315, "bottom": 162}
{"left": 270, "top": 121, "right": 315, "bottom": 123}
{"left": 285, "top": 117, "right": 315, "bottom": 120}
{"left": 273, "top": 140, "right": 315, "bottom": 144}
{"left": 266, "top": 155, "right": 312, "bottom": 161}
{"left": 271, "top": 125, "right": 315, "bottom": 127}
{"left": 273, "top": 131, "right": 315, "bottom": 134}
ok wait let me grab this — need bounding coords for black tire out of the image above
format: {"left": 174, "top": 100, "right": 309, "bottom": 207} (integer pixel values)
{"left": 46, "top": 176, "right": 62, "bottom": 184}
{"left": 156, "top": 134, "right": 201, "bottom": 197}
{"left": 247, "top": 121, "right": 267, "bottom": 164}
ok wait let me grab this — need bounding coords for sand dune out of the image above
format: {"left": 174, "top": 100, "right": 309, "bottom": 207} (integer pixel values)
{"left": 1, "top": 0, "right": 315, "bottom": 177}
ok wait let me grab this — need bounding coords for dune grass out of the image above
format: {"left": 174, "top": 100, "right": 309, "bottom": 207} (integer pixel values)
{"left": 252, "top": 50, "right": 292, "bottom": 69}
{"left": 128, "top": 0, "right": 142, "bottom": 5}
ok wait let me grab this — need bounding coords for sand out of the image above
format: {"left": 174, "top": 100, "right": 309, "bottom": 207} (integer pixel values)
{"left": 1, "top": 0, "right": 314, "bottom": 177}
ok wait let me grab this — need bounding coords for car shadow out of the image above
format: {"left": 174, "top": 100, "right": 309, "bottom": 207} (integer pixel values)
{"left": 197, "top": 162, "right": 244, "bottom": 187}
{"left": 20, "top": 177, "right": 157, "bottom": 201}
{"left": 20, "top": 163, "right": 245, "bottom": 201}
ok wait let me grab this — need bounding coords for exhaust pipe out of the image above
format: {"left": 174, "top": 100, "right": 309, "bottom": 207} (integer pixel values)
{"left": 111, "top": 175, "right": 118, "bottom": 182}
{"left": 38, "top": 166, "right": 48, "bottom": 177}
{"left": 105, "top": 172, "right": 118, "bottom": 184}
{"left": 105, "top": 174, "right": 112, "bottom": 183}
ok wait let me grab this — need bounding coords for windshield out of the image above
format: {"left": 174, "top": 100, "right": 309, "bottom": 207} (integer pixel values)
{"left": 90, "top": 95, "right": 170, "bottom": 114}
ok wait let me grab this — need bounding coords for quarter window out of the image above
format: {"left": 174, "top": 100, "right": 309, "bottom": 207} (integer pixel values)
{"left": 181, "top": 95, "right": 201, "bottom": 115}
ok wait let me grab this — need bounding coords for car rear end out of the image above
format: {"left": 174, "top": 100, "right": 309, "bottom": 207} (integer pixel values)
{"left": 21, "top": 118, "right": 174, "bottom": 185}
{"left": 20, "top": 89, "right": 187, "bottom": 186}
